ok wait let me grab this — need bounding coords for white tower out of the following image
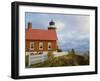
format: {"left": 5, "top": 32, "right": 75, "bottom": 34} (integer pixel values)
{"left": 48, "top": 20, "right": 56, "bottom": 30}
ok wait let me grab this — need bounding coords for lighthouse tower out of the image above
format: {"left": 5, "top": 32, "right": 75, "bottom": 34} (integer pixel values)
{"left": 48, "top": 20, "right": 56, "bottom": 30}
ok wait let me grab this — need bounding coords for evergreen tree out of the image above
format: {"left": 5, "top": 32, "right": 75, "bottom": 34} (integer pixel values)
{"left": 71, "top": 48, "right": 76, "bottom": 55}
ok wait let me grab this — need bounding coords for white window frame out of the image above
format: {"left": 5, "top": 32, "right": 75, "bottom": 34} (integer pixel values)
{"left": 48, "top": 42, "right": 52, "bottom": 50}
{"left": 39, "top": 42, "right": 43, "bottom": 50}
{"left": 30, "top": 42, "right": 34, "bottom": 50}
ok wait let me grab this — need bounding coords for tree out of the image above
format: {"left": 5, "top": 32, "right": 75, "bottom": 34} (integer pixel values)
{"left": 71, "top": 48, "right": 76, "bottom": 55}
{"left": 68, "top": 49, "right": 76, "bottom": 55}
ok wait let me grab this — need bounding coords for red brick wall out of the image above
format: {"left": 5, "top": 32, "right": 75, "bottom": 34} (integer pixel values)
{"left": 26, "top": 40, "right": 57, "bottom": 52}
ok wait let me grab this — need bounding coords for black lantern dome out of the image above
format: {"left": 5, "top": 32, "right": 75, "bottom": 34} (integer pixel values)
{"left": 48, "top": 20, "right": 56, "bottom": 30}
{"left": 49, "top": 20, "right": 55, "bottom": 25}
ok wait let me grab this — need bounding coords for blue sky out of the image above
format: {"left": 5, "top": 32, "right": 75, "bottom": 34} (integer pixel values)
{"left": 25, "top": 12, "right": 90, "bottom": 52}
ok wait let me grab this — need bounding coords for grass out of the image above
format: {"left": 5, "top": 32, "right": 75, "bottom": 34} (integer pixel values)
{"left": 25, "top": 50, "right": 89, "bottom": 68}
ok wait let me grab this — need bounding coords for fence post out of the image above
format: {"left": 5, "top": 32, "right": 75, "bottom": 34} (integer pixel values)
{"left": 28, "top": 54, "right": 30, "bottom": 67}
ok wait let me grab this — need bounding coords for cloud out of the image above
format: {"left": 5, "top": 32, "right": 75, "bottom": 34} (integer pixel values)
{"left": 55, "top": 21, "right": 65, "bottom": 32}
{"left": 72, "top": 15, "right": 90, "bottom": 33}
{"left": 25, "top": 12, "right": 89, "bottom": 52}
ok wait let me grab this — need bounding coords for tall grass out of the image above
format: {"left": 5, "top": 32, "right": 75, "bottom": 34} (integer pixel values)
{"left": 27, "top": 49, "right": 89, "bottom": 68}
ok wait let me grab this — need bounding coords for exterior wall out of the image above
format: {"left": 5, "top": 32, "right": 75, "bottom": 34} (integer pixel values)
{"left": 26, "top": 40, "right": 58, "bottom": 52}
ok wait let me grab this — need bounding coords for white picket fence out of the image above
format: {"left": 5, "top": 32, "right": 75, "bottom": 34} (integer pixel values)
{"left": 28, "top": 53, "right": 48, "bottom": 66}
{"left": 53, "top": 51, "right": 68, "bottom": 57}
{"left": 28, "top": 51, "right": 68, "bottom": 66}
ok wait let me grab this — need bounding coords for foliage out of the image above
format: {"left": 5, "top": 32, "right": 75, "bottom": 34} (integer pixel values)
{"left": 27, "top": 49, "right": 90, "bottom": 68}
{"left": 71, "top": 49, "right": 76, "bottom": 54}
{"left": 57, "top": 49, "right": 62, "bottom": 52}
{"left": 68, "top": 49, "right": 76, "bottom": 56}
{"left": 47, "top": 51, "right": 54, "bottom": 61}
{"left": 25, "top": 55, "right": 29, "bottom": 67}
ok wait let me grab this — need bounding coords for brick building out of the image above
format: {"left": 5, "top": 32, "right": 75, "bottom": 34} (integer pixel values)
{"left": 25, "top": 20, "right": 58, "bottom": 53}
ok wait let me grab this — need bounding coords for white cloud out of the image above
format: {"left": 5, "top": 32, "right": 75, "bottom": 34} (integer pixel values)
{"left": 55, "top": 21, "right": 65, "bottom": 32}
{"left": 77, "top": 16, "right": 90, "bottom": 33}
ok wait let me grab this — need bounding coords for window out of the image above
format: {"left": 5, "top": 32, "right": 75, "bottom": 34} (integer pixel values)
{"left": 30, "top": 42, "right": 34, "bottom": 50}
{"left": 48, "top": 42, "right": 52, "bottom": 50}
{"left": 39, "top": 42, "right": 43, "bottom": 50}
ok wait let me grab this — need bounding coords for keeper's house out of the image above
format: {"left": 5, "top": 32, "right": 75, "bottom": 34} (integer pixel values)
{"left": 25, "top": 20, "right": 58, "bottom": 52}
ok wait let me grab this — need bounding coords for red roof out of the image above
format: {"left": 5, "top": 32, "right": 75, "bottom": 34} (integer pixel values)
{"left": 26, "top": 29, "right": 58, "bottom": 40}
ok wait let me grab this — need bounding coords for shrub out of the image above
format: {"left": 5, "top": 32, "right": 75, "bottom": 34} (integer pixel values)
{"left": 47, "top": 51, "right": 54, "bottom": 61}
{"left": 67, "top": 49, "right": 76, "bottom": 57}
{"left": 57, "top": 49, "right": 62, "bottom": 52}
{"left": 25, "top": 55, "right": 29, "bottom": 67}
{"left": 29, "top": 49, "right": 89, "bottom": 68}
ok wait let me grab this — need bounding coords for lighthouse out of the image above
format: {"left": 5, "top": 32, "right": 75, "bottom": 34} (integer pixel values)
{"left": 48, "top": 20, "right": 56, "bottom": 30}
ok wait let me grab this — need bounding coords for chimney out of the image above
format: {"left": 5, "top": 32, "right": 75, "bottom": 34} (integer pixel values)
{"left": 28, "top": 22, "right": 32, "bottom": 30}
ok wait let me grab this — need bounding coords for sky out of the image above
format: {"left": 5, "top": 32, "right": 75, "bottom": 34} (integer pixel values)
{"left": 25, "top": 12, "right": 90, "bottom": 52}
